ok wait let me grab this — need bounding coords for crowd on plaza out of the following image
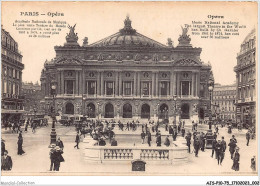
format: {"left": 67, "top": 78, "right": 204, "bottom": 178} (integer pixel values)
{"left": 1, "top": 116, "right": 257, "bottom": 172}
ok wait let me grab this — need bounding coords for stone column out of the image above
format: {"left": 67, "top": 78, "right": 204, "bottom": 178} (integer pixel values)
{"left": 57, "top": 70, "right": 61, "bottom": 95}
{"left": 155, "top": 72, "right": 159, "bottom": 97}
{"left": 176, "top": 72, "right": 180, "bottom": 97}
{"left": 119, "top": 71, "right": 122, "bottom": 96}
{"left": 61, "top": 71, "right": 64, "bottom": 95}
{"left": 152, "top": 72, "right": 155, "bottom": 97}
{"left": 101, "top": 71, "right": 104, "bottom": 96}
{"left": 75, "top": 71, "right": 79, "bottom": 95}
{"left": 173, "top": 72, "right": 176, "bottom": 96}
{"left": 134, "top": 72, "right": 137, "bottom": 96}
{"left": 192, "top": 73, "right": 195, "bottom": 97}
{"left": 115, "top": 71, "right": 119, "bottom": 96}
{"left": 79, "top": 70, "right": 82, "bottom": 95}
{"left": 97, "top": 71, "right": 100, "bottom": 96}
{"left": 82, "top": 70, "right": 85, "bottom": 95}
{"left": 137, "top": 72, "right": 140, "bottom": 97}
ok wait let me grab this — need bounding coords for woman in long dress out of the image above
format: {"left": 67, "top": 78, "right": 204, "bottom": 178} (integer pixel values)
{"left": 17, "top": 136, "right": 25, "bottom": 155}
{"left": 232, "top": 147, "right": 240, "bottom": 171}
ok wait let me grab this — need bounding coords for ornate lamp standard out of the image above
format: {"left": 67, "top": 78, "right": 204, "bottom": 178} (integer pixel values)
{"left": 49, "top": 84, "right": 57, "bottom": 147}
{"left": 208, "top": 83, "right": 214, "bottom": 130}
{"left": 173, "top": 95, "right": 177, "bottom": 126}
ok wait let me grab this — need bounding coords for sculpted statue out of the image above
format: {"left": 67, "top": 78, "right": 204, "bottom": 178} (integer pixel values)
{"left": 67, "top": 24, "right": 76, "bottom": 36}
{"left": 181, "top": 26, "right": 189, "bottom": 36}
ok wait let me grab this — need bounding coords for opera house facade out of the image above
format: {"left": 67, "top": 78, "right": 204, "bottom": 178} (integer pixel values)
{"left": 40, "top": 16, "right": 214, "bottom": 123}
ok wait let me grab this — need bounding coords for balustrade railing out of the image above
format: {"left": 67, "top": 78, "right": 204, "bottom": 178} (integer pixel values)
{"left": 140, "top": 149, "right": 169, "bottom": 160}
{"left": 104, "top": 149, "right": 133, "bottom": 159}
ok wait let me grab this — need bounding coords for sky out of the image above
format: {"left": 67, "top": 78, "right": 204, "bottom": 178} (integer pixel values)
{"left": 1, "top": 1, "right": 257, "bottom": 85}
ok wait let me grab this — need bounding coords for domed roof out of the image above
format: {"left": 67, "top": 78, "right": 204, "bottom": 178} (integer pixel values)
{"left": 90, "top": 16, "right": 167, "bottom": 48}
{"left": 242, "top": 28, "right": 256, "bottom": 44}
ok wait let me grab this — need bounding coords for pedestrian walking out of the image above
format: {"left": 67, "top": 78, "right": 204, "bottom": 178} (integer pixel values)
{"left": 141, "top": 131, "right": 146, "bottom": 144}
{"left": 111, "top": 137, "right": 118, "bottom": 146}
{"left": 49, "top": 144, "right": 56, "bottom": 171}
{"left": 200, "top": 133, "right": 206, "bottom": 152}
{"left": 53, "top": 146, "right": 64, "bottom": 171}
{"left": 147, "top": 131, "right": 152, "bottom": 147}
{"left": 193, "top": 137, "right": 200, "bottom": 157}
{"left": 56, "top": 137, "right": 64, "bottom": 150}
{"left": 215, "top": 140, "right": 223, "bottom": 165}
{"left": 232, "top": 147, "right": 240, "bottom": 171}
{"left": 1, "top": 138, "right": 5, "bottom": 156}
{"left": 172, "top": 128, "right": 177, "bottom": 141}
{"left": 1, "top": 150, "right": 12, "bottom": 171}
{"left": 156, "top": 134, "right": 161, "bottom": 147}
{"left": 228, "top": 139, "right": 236, "bottom": 160}
{"left": 211, "top": 138, "right": 217, "bottom": 158}
{"left": 164, "top": 136, "right": 170, "bottom": 147}
{"left": 246, "top": 130, "right": 250, "bottom": 146}
{"left": 251, "top": 156, "right": 256, "bottom": 171}
{"left": 17, "top": 136, "right": 25, "bottom": 155}
{"left": 181, "top": 127, "right": 185, "bottom": 137}
{"left": 185, "top": 132, "right": 191, "bottom": 153}
{"left": 74, "top": 133, "right": 80, "bottom": 149}
{"left": 221, "top": 136, "right": 226, "bottom": 163}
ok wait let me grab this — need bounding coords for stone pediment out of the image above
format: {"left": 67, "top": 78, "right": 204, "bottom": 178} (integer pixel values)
{"left": 174, "top": 58, "right": 201, "bottom": 66}
{"left": 55, "top": 56, "right": 82, "bottom": 65}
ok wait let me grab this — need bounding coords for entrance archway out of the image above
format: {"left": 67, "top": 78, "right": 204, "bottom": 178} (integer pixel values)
{"left": 181, "top": 103, "right": 190, "bottom": 119}
{"left": 141, "top": 104, "right": 150, "bottom": 119}
{"left": 159, "top": 103, "right": 169, "bottom": 120}
{"left": 105, "top": 103, "right": 114, "bottom": 118}
{"left": 86, "top": 103, "right": 95, "bottom": 118}
{"left": 65, "top": 103, "right": 74, "bottom": 114}
{"left": 123, "top": 103, "right": 132, "bottom": 118}
{"left": 199, "top": 107, "right": 204, "bottom": 119}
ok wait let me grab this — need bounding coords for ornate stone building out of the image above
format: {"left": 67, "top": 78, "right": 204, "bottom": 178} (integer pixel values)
{"left": 1, "top": 27, "right": 24, "bottom": 123}
{"left": 21, "top": 81, "right": 44, "bottom": 115}
{"left": 40, "top": 16, "right": 213, "bottom": 123}
{"left": 234, "top": 28, "right": 256, "bottom": 126}
{"left": 212, "top": 83, "right": 236, "bottom": 121}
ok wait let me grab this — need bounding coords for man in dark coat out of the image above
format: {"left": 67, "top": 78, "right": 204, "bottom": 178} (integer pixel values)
{"left": 141, "top": 131, "right": 146, "bottom": 144}
{"left": 169, "top": 126, "right": 173, "bottom": 135}
{"left": 211, "top": 138, "right": 217, "bottom": 158}
{"left": 49, "top": 144, "right": 56, "bottom": 171}
{"left": 200, "top": 133, "right": 206, "bottom": 152}
{"left": 181, "top": 127, "right": 185, "bottom": 137}
{"left": 172, "top": 128, "right": 177, "bottom": 141}
{"left": 56, "top": 137, "right": 64, "bottom": 150}
{"left": 99, "top": 137, "right": 106, "bottom": 146}
{"left": 1, "top": 139, "right": 5, "bottom": 156}
{"left": 185, "top": 133, "right": 191, "bottom": 153}
{"left": 215, "top": 140, "right": 223, "bottom": 165}
{"left": 74, "top": 133, "right": 80, "bottom": 149}
{"left": 111, "top": 137, "right": 118, "bottom": 146}
{"left": 147, "top": 131, "right": 152, "bottom": 147}
{"left": 156, "top": 134, "right": 161, "bottom": 147}
{"left": 193, "top": 137, "right": 200, "bottom": 157}
{"left": 1, "top": 150, "right": 12, "bottom": 171}
{"left": 228, "top": 139, "right": 236, "bottom": 159}
{"left": 164, "top": 136, "right": 170, "bottom": 147}
{"left": 53, "top": 146, "right": 64, "bottom": 171}
{"left": 246, "top": 130, "right": 250, "bottom": 146}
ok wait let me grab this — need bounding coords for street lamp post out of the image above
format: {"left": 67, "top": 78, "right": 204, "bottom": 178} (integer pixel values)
{"left": 208, "top": 84, "right": 213, "bottom": 130}
{"left": 49, "top": 84, "right": 57, "bottom": 147}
